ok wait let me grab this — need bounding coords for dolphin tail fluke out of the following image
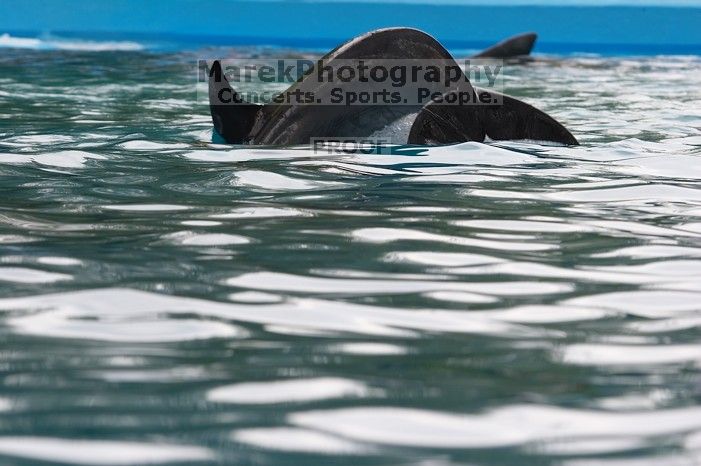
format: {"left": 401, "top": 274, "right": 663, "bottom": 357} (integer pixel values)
{"left": 408, "top": 88, "right": 578, "bottom": 146}
{"left": 208, "top": 60, "right": 261, "bottom": 144}
{"left": 472, "top": 32, "right": 537, "bottom": 58}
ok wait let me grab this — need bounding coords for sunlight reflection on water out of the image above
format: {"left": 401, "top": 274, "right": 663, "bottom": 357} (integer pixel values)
{"left": 0, "top": 47, "right": 700, "bottom": 465}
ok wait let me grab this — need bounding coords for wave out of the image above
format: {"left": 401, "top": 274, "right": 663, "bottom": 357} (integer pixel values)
{"left": 0, "top": 33, "right": 144, "bottom": 51}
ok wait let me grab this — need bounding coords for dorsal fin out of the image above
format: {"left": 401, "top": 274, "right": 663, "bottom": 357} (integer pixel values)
{"left": 473, "top": 32, "right": 537, "bottom": 58}
{"left": 208, "top": 60, "right": 262, "bottom": 144}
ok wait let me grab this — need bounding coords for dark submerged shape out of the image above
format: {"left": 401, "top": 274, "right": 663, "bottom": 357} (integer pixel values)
{"left": 472, "top": 32, "right": 538, "bottom": 58}
{"left": 209, "top": 28, "right": 578, "bottom": 146}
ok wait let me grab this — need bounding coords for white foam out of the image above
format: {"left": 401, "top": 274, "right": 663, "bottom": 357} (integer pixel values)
{"left": 423, "top": 290, "right": 498, "bottom": 304}
{"left": 102, "top": 204, "right": 191, "bottom": 212}
{"left": 447, "top": 259, "right": 701, "bottom": 286}
{"left": 0, "top": 33, "right": 144, "bottom": 52}
{"left": 211, "top": 206, "right": 310, "bottom": 219}
{"left": 234, "top": 170, "right": 347, "bottom": 191}
{"left": 226, "top": 271, "right": 573, "bottom": 296}
{"left": 228, "top": 291, "right": 283, "bottom": 303}
{"left": 593, "top": 245, "right": 701, "bottom": 259}
{"left": 352, "top": 227, "right": 556, "bottom": 251}
{"left": 384, "top": 251, "right": 504, "bottom": 267}
{"left": 0, "top": 151, "right": 106, "bottom": 169}
{"left": 472, "top": 305, "right": 613, "bottom": 323}
{"left": 330, "top": 342, "right": 408, "bottom": 355}
{"left": 0, "top": 235, "right": 37, "bottom": 244}
{"left": 36, "top": 257, "right": 83, "bottom": 266}
{"left": 0, "top": 437, "right": 212, "bottom": 465}
{"left": 207, "top": 377, "right": 371, "bottom": 404}
{"left": 559, "top": 343, "right": 701, "bottom": 366}
{"left": 565, "top": 290, "right": 701, "bottom": 317}
{"left": 180, "top": 220, "right": 222, "bottom": 226}
{"left": 183, "top": 149, "right": 310, "bottom": 163}
{"left": 455, "top": 219, "right": 588, "bottom": 233}
{"left": 0, "top": 289, "right": 245, "bottom": 343}
{"left": 166, "top": 232, "right": 251, "bottom": 246}
{"left": 289, "top": 404, "right": 701, "bottom": 449}
{"left": 0, "top": 267, "right": 72, "bottom": 284}
{"left": 232, "top": 427, "right": 366, "bottom": 454}
{"left": 119, "top": 141, "right": 188, "bottom": 150}
{"left": 88, "top": 367, "right": 207, "bottom": 383}
{"left": 0, "top": 398, "right": 11, "bottom": 411}
{"left": 0, "top": 287, "right": 554, "bottom": 340}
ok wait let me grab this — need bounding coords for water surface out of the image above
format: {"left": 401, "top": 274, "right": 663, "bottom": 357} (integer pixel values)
{"left": 1, "top": 41, "right": 701, "bottom": 465}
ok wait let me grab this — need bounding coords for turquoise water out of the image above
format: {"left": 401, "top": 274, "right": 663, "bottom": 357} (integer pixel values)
{"left": 1, "top": 42, "right": 701, "bottom": 466}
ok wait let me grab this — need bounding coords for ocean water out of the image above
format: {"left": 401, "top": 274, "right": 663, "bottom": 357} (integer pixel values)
{"left": 1, "top": 36, "right": 701, "bottom": 466}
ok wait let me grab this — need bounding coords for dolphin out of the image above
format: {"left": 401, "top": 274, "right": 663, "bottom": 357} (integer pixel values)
{"left": 472, "top": 32, "right": 538, "bottom": 58}
{"left": 208, "top": 28, "right": 577, "bottom": 146}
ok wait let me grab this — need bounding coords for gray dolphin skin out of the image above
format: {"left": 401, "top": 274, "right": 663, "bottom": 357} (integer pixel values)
{"left": 472, "top": 32, "right": 538, "bottom": 58}
{"left": 209, "top": 28, "right": 464, "bottom": 145}
{"left": 209, "top": 28, "right": 578, "bottom": 146}
{"left": 409, "top": 89, "right": 579, "bottom": 145}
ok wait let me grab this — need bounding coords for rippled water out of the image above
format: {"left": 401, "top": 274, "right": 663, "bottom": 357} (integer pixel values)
{"left": 1, "top": 43, "right": 701, "bottom": 466}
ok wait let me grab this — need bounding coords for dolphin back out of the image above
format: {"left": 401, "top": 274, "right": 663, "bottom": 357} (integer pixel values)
{"left": 250, "top": 28, "right": 467, "bottom": 145}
